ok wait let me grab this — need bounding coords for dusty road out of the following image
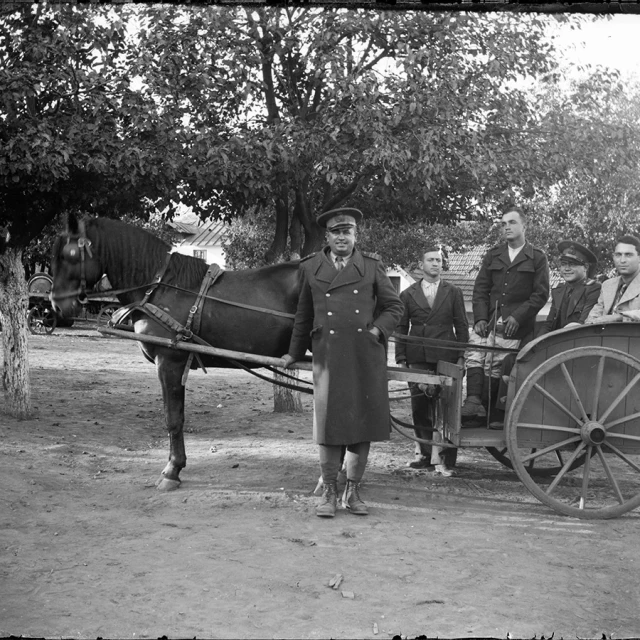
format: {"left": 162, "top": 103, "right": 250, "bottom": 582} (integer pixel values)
{"left": 1, "top": 324, "right": 639, "bottom": 639}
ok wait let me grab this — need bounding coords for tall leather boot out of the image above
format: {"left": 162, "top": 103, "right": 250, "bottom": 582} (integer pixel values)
{"left": 342, "top": 480, "right": 368, "bottom": 515}
{"left": 316, "top": 481, "right": 338, "bottom": 517}
{"left": 461, "top": 367, "right": 487, "bottom": 419}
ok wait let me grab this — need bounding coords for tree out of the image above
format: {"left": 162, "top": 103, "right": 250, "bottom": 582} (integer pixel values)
{"left": 130, "top": 7, "right": 567, "bottom": 258}
{"left": 515, "top": 69, "right": 640, "bottom": 273}
{"left": 0, "top": 3, "right": 231, "bottom": 416}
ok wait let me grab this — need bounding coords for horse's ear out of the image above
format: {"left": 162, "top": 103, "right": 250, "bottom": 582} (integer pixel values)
{"left": 67, "top": 211, "right": 80, "bottom": 235}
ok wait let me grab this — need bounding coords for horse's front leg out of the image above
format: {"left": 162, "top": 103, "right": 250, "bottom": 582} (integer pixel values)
{"left": 155, "top": 353, "right": 188, "bottom": 491}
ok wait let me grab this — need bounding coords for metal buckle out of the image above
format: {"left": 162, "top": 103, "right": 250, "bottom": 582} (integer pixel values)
{"left": 189, "top": 305, "right": 198, "bottom": 314}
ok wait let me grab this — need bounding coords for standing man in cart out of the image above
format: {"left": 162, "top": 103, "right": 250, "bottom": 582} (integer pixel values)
{"left": 282, "top": 207, "right": 403, "bottom": 518}
{"left": 461, "top": 206, "right": 549, "bottom": 424}
{"left": 395, "top": 245, "right": 469, "bottom": 476}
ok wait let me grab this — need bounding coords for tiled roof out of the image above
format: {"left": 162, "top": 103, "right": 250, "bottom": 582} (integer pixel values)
{"left": 171, "top": 219, "right": 229, "bottom": 248}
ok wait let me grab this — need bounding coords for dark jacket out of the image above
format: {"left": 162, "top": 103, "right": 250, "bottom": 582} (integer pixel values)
{"left": 395, "top": 279, "right": 469, "bottom": 365}
{"left": 539, "top": 279, "right": 601, "bottom": 335}
{"left": 287, "top": 247, "right": 403, "bottom": 446}
{"left": 472, "top": 242, "right": 549, "bottom": 341}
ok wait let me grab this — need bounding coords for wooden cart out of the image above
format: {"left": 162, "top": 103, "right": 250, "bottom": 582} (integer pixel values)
{"left": 436, "top": 321, "right": 640, "bottom": 519}
{"left": 100, "top": 321, "right": 640, "bottom": 519}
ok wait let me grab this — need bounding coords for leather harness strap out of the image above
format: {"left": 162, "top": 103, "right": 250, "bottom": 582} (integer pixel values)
{"left": 180, "top": 264, "right": 223, "bottom": 383}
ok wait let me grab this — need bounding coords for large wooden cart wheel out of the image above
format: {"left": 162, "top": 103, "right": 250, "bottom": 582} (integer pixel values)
{"left": 27, "top": 306, "right": 57, "bottom": 335}
{"left": 506, "top": 346, "right": 640, "bottom": 519}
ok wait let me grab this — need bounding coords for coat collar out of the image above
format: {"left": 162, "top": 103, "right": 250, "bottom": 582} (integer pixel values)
{"left": 311, "top": 247, "right": 365, "bottom": 289}
{"left": 408, "top": 278, "right": 451, "bottom": 313}
{"left": 492, "top": 241, "right": 535, "bottom": 267}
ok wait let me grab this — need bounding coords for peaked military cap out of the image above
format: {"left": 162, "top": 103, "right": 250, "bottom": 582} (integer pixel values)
{"left": 316, "top": 207, "right": 363, "bottom": 230}
{"left": 557, "top": 240, "right": 597, "bottom": 266}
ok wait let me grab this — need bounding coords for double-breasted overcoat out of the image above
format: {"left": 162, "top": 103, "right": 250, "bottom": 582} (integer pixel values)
{"left": 287, "top": 247, "right": 403, "bottom": 446}
{"left": 395, "top": 279, "right": 469, "bottom": 365}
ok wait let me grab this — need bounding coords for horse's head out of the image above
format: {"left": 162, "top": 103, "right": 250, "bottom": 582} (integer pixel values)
{"left": 51, "top": 213, "right": 104, "bottom": 318}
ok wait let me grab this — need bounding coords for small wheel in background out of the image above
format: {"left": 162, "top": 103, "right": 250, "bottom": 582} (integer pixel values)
{"left": 28, "top": 306, "right": 57, "bottom": 335}
{"left": 97, "top": 303, "right": 121, "bottom": 329}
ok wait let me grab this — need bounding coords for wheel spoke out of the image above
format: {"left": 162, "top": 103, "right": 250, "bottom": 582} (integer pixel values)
{"left": 599, "top": 371, "right": 640, "bottom": 424}
{"left": 604, "top": 411, "right": 640, "bottom": 430}
{"left": 579, "top": 445, "right": 593, "bottom": 510}
{"left": 519, "top": 434, "right": 582, "bottom": 464}
{"left": 532, "top": 383, "right": 584, "bottom": 426}
{"left": 602, "top": 441, "right": 640, "bottom": 474}
{"left": 596, "top": 447, "right": 625, "bottom": 504}
{"left": 560, "top": 363, "right": 589, "bottom": 423}
{"left": 517, "top": 422, "right": 580, "bottom": 435}
{"left": 591, "top": 356, "right": 606, "bottom": 421}
{"left": 554, "top": 450, "right": 565, "bottom": 466}
{"left": 546, "top": 442, "right": 587, "bottom": 496}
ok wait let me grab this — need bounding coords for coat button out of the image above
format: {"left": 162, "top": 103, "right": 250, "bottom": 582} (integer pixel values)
{"left": 326, "top": 293, "right": 330, "bottom": 297}
{"left": 357, "top": 328, "right": 362, "bottom": 332}
{"left": 330, "top": 330, "right": 335, "bottom": 334}
{"left": 328, "top": 312, "right": 333, "bottom": 316}
{"left": 355, "top": 310, "right": 359, "bottom": 314}
{"left": 353, "top": 289, "right": 358, "bottom": 294}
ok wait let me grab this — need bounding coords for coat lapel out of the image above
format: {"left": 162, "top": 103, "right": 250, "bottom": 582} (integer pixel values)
{"left": 602, "top": 276, "right": 620, "bottom": 312}
{"left": 618, "top": 271, "right": 640, "bottom": 306}
{"left": 326, "top": 248, "right": 365, "bottom": 291}
{"left": 429, "top": 280, "right": 450, "bottom": 315}
{"left": 312, "top": 250, "right": 339, "bottom": 285}
{"left": 566, "top": 281, "right": 586, "bottom": 317}
{"left": 409, "top": 281, "right": 431, "bottom": 312}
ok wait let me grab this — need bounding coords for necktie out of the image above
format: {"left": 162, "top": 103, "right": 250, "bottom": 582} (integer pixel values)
{"left": 612, "top": 283, "right": 628, "bottom": 312}
{"left": 335, "top": 257, "right": 344, "bottom": 271}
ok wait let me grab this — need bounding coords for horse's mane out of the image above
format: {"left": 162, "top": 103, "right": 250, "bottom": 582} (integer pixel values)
{"left": 86, "top": 218, "right": 209, "bottom": 290}
{"left": 84, "top": 217, "right": 301, "bottom": 296}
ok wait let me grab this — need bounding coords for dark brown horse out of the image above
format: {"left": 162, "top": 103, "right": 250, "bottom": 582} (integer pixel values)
{"left": 51, "top": 214, "right": 301, "bottom": 490}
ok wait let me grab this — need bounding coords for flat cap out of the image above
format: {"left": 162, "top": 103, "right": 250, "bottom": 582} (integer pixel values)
{"left": 316, "top": 207, "right": 363, "bottom": 230}
{"left": 557, "top": 240, "right": 597, "bottom": 266}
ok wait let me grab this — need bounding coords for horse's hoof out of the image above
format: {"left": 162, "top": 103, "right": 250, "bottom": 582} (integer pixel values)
{"left": 156, "top": 477, "right": 181, "bottom": 491}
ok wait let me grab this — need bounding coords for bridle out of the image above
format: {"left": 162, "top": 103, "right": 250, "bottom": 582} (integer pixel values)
{"left": 54, "top": 220, "right": 94, "bottom": 306}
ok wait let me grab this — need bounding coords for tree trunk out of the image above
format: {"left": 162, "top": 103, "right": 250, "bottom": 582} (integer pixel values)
{"left": 273, "top": 367, "right": 303, "bottom": 413}
{"left": 0, "top": 248, "right": 32, "bottom": 418}
{"left": 265, "top": 184, "right": 289, "bottom": 263}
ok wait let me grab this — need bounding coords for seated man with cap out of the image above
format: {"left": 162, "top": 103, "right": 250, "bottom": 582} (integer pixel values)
{"left": 282, "top": 207, "right": 403, "bottom": 518}
{"left": 539, "top": 240, "right": 601, "bottom": 335}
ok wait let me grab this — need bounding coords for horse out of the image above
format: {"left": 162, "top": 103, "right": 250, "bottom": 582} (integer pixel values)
{"left": 51, "top": 213, "right": 301, "bottom": 490}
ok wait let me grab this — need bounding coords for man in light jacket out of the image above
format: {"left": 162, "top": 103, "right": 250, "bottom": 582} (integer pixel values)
{"left": 587, "top": 235, "right": 640, "bottom": 324}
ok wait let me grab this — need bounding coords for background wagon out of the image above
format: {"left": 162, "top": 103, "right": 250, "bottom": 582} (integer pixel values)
{"left": 27, "top": 272, "right": 121, "bottom": 335}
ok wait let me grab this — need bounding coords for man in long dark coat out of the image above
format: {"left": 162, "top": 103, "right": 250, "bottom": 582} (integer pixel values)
{"left": 282, "top": 208, "right": 403, "bottom": 518}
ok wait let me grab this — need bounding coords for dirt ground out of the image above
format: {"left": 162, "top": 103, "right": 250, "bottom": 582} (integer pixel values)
{"left": 1, "top": 322, "right": 640, "bottom": 640}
